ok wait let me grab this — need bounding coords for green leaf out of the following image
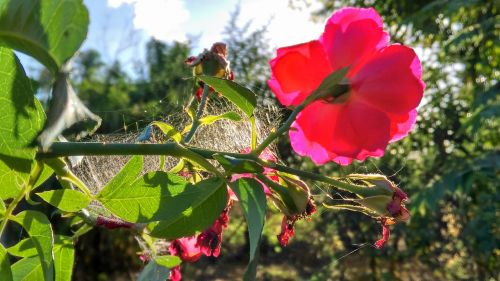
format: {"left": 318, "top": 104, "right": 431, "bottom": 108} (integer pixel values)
{"left": 33, "top": 163, "right": 54, "bottom": 190}
{"left": 0, "top": 199, "right": 5, "bottom": 216}
{"left": 12, "top": 210, "right": 54, "bottom": 281}
{"left": 7, "top": 238, "right": 37, "bottom": 258}
{"left": 37, "top": 189, "right": 91, "bottom": 212}
{"left": 98, "top": 171, "right": 187, "bottom": 223}
{"left": 0, "top": 0, "right": 89, "bottom": 73}
{"left": 213, "top": 154, "right": 264, "bottom": 174}
{"left": 151, "top": 121, "right": 182, "bottom": 143}
{"left": 11, "top": 256, "right": 43, "bottom": 281}
{"left": 137, "top": 261, "right": 169, "bottom": 281}
{"left": 53, "top": 235, "right": 75, "bottom": 281}
{"left": 198, "top": 76, "right": 256, "bottom": 117}
{"left": 0, "top": 47, "right": 45, "bottom": 199}
{"left": 98, "top": 155, "right": 143, "bottom": 200}
{"left": 0, "top": 244, "right": 13, "bottom": 281}
{"left": 199, "top": 111, "right": 242, "bottom": 125}
{"left": 0, "top": 47, "right": 44, "bottom": 159}
{"left": 230, "top": 178, "right": 267, "bottom": 281}
{"left": 148, "top": 177, "right": 228, "bottom": 239}
{"left": 154, "top": 255, "right": 181, "bottom": 269}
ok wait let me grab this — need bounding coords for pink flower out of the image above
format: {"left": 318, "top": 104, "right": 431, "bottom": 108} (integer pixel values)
{"left": 168, "top": 236, "right": 202, "bottom": 263}
{"left": 374, "top": 218, "right": 391, "bottom": 249}
{"left": 196, "top": 202, "right": 232, "bottom": 257}
{"left": 277, "top": 198, "right": 316, "bottom": 247}
{"left": 230, "top": 147, "right": 279, "bottom": 195}
{"left": 268, "top": 7, "right": 425, "bottom": 165}
{"left": 169, "top": 266, "right": 182, "bottom": 281}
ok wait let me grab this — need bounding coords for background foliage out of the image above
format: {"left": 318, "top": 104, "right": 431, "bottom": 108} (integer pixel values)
{"left": 2, "top": 0, "right": 498, "bottom": 280}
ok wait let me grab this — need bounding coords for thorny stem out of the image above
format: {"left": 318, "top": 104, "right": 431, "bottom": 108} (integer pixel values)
{"left": 0, "top": 161, "right": 43, "bottom": 238}
{"left": 183, "top": 84, "right": 210, "bottom": 143}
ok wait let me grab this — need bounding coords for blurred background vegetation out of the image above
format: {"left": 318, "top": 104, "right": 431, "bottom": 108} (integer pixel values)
{"left": 31, "top": 0, "right": 499, "bottom": 280}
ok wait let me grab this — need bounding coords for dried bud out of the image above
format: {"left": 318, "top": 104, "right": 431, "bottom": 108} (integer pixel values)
{"left": 185, "top": 42, "right": 232, "bottom": 79}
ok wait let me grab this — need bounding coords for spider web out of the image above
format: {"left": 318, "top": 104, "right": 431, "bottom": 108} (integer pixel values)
{"left": 70, "top": 96, "right": 285, "bottom": 194}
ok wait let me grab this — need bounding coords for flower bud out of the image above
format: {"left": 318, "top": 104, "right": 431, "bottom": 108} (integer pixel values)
{"left": 278, "top": 173, "right": 311, "bottom": 215}
{"left": 347, "top": 174, "right": 410, "bottom": 223}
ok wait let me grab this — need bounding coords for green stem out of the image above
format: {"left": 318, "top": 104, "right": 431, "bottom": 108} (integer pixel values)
{"left": 0, "top": 161, "right": 43, "bottom": 238}
{"left": 37, "top": 142, "right": 370, "bottom": 196}
{"left": 253, "top": 102, "right": 306, "bottom": 155}
{"left": 264, "top": 162, "right": 375, "bottom": 196}
{"left": 183, "top": 84, "right": 210, "bottom": 143}
{"left": 38, "top": 142, "right": 223, "bottom": 178}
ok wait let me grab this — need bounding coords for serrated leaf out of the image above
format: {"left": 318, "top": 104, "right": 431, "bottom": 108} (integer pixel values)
{"left": 0, "top": 47, "right": 45, "bottom": 158}
{"left": 11, "top": 211, "right": 53, "bottom": 281}
{"left": 148, "top": 177, "right": 228, "bottom": 239}
{"left": 0, "top": 0, "right": 89, "bottom": 73}
{"left": 230, "top": 178, "right": 267, "bottom": 281}
{"left": 137, "top": 261, "right": 169, "bottom": 281}
{"left": 99, "top": 171, "right": 191, "bottom": 223}
{"left": 198, "top": 76, "right": 256, "bottom": 117}
{"left": 37, "top": 189, "right": 91, "bottom": 212}
{"left": 151, "top": 121, "right": 182, "bottom": 143}
{"left": 0, "top": 47, "right": 45, "bottom": 199}
{"left": 199, "top": 111, "right": 242, "bottom": 125}
{"left": 98, "top": 155, "right": 143, "bottom": 200}
{"left": 53, "top": 235, "right": 75, "bottom": 281}
{"left": 7, "top": 238, "right": 37, "bottom": 258}
{"left": 154, "top": 255, "right": 181, "bottom": 269}
{"left": 11, "top": 256, "right": 43, "bottom": 281}
{"left": 33, "top": 163, "right": 54, "bottom": 190}
{"left": 0, "top": 244, "right": 13, "bottom": 281}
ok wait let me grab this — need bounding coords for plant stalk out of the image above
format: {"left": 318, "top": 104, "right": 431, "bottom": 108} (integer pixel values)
{"left": 183, "top": 84, "right": 210, "bottom": 143}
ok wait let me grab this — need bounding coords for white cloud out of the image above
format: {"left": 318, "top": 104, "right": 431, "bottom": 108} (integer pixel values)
{"left": 106, "top": 0, "right": 190, "bottom": 42}
{"left": 237, "top": 0, "right": 323, "bottom": 48}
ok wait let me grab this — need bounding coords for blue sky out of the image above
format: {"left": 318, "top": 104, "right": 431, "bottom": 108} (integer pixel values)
{"left": 21, "top": 0, "right": 324, "bottom": 77}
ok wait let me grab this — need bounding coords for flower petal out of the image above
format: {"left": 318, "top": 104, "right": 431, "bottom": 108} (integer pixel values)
{"left": 351, "top": 45, "right": 425, "bottom": 114}
{"left": 388, "top": 109, "right": 417, "bottom": 142}
{"left": 268, "top": 40, "right": 332, "bottom": 106}
{"left": 326, "top": 7, "right": 384, "bottom": 27}
{"left": 290, "top": 100, "right": 391, "bottom": 165}
{"left": 321, "top": 7, "right": 389, "bottom": 70}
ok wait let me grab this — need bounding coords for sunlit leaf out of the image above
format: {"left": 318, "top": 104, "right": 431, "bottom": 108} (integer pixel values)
{"left": 7, "top": 238, "right": 37, "bottom": 258}
{"left": 154, "top": 255, "right": 181, "bottom": 269}
{"left": 0, "top": 0, "right": 89, "bottom": 73}
{"left": 0, "top": 244, "right": 13, "bottom": 281}
{"left": 151, "top": 121, "right": 182, "bottom": 143}
{"left": 0, "top": 47, "right": 44, "bottom": 199}
{"left": 37, "top": 189, "right": 91, "bottom": 212}
{"left": 98, "top": 155, "right": 143, "bottom": 200}
{"left": 198, "top": 76, "right": 256, "bottom": 117}
{"left": 12, "top": 211, "right": 54, "bottom": 281}
{"left": 148, "top": 178, "right": 228, "bottom": 239}
{"left": 53, "top": 235, "right": 75, "bottom": 281}
{"left": 199, "top": 111, "right": 242, "bottom": 125}
{"left": 11, "top": 256, "right": 43, "bottom": 281}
